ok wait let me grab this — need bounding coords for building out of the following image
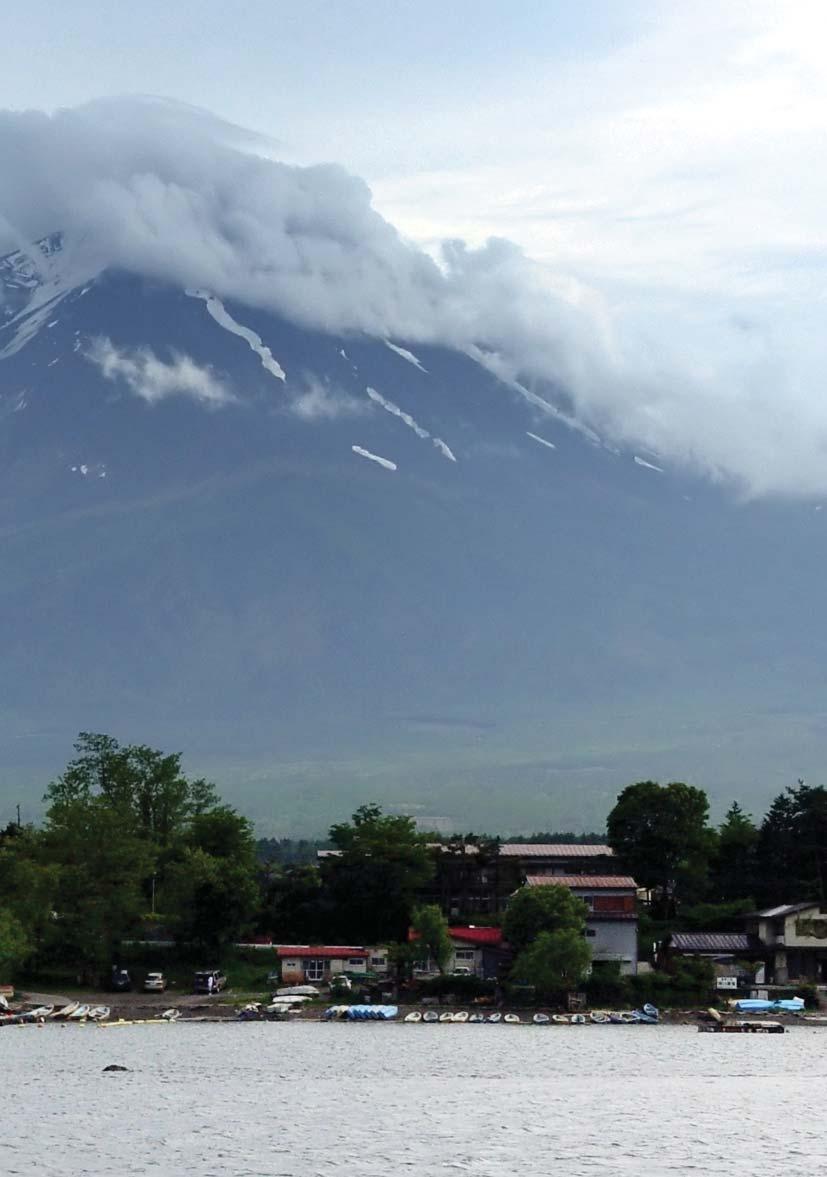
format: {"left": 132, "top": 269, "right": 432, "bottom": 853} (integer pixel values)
{"left": 408, "top": 925, "right": 506, "bottom": 979}
{"left": 744, "top": 902, "right": 827, "bottom": 984}
{"left": 499, "top": 843, "right": 616, "bottom": 877}
{"left": 277, "top": 945, "right": 388, "bottom": 985}
{"left": 522, "top": 875, "right": 639, "bottom": 975}
{"left": 660, "top": 931, "right": 766, "bottom": 989}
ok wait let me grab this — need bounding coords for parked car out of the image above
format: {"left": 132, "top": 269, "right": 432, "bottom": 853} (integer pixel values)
{"left": 110, "top": 967, "right": 132, "bottom": 992}
{"left": 193, "top": 970, "right": 227, "bottom": 994}
{"left": 143, "top": 971, "right": 167, "bottom": 993}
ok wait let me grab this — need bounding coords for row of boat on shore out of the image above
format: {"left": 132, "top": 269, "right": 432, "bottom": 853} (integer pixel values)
{"left": 0, "top": 1000, "right": 183, "bottom": 1027}
{"left": 323, "top": 1004, "right": 661, "bottom": 1024}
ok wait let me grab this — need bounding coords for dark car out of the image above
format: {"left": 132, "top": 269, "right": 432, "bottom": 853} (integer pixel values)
{"left": 193, "top": 969, "right": 227, "bottom": 994}
{"left": 110, "top": 967, "right": 132, "bottom": 992}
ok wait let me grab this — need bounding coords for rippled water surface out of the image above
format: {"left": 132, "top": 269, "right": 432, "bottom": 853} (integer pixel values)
{"left": 3, "top": 1022, "right": 825, "bottom": 1175}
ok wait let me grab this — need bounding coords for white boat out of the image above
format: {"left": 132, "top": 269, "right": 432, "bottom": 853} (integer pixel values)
{"left": 453, "top": 1010, "right": 469, "bottom": 1023}
{"left": 161, "top": 1008, "right": 181, "bottom": 1021}
{"left": 486, "top": 1012, "right": 502, "bottom": 1023}
{"left": 404, "top": 1011, "right": 422, "bottom": 1023}
{"left": 275, "top": 985, "right": 320, "bottom": 997}
{"left": 589, "top": 1011, "right": 610, "bottom": 1023}
{"left": 28, "top": 1005, "right": 54, "bottom": 1020}
{"left": 68, "top": 1004, "right": 91, "bottom": 1020}
{"left": 423, "top": 1010, "right": 439, "bottom": 1023}
{"left": 88, "top": 1006, "right": 110, "bottom": 1021}
{"left": 439, "top": 1011, "right": 455, "bottom": 1022}
{"left": 468, "top": 1012, "right": 485, "bottom": 1023}
{"left": 51, "top": 1001, "right": 79, "bottom": 1020}
{"left": 269, "top": 994, "right": 313, "bottom": 1005}
{"left": 571, "top": 1013, "right": 587, "bottom": 1025}
{"left": 533, "top": 1013, "right": 550, "bottom": 1024}
{"left": 503, "top": 1013, "right": 521, "bottom": 1024}
{"left": 552, "top": 1014, "right": 570, "bottom": 1024}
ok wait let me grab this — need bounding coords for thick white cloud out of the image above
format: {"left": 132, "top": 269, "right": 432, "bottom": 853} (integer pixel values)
{"left": 86, "top": 336, "right": 233, "bottom": 406}
{"left": 3, "top": 94, "right": 827, "bottom": 496}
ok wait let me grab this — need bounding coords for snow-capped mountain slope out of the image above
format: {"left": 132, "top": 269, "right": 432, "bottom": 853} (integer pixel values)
{"left": 0, "top": 237, "right": 824, "bottom": 833}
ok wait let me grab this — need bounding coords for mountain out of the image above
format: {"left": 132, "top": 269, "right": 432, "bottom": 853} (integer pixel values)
{"left": 0, "top": 233, "right": 824, "bottom": 835}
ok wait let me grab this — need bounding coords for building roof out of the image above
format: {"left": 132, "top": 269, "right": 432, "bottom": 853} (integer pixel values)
{"left": 409, "top": 925, "right": 504, "bottom": 947}
{"left": 525, "top": 875, "right": 637, "bottom": 889}
{"left": 753, "top": 902, "right": 821, "bottom": 919}
{"left": 448, "top": 925, "right": 503, "bottom": 946}
{"left": 276, "top": 946, "right": 368, "bottom": 959}
{"left": 669, "top": 932, "right": 758, "bottom": 954}
{"left": 500, "top": 843, "right": 614, "bottom": 858}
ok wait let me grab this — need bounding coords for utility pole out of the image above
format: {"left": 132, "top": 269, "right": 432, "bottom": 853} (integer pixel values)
{"left": 16, "top": 803, "right": 21, "bottom": 829}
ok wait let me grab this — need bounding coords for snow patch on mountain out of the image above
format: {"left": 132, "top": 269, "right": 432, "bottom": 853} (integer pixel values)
{"left": 385, "top": 340, "right": 428, "bottom": 373}
{"left": 352, "top": 445, "right": 397, "bottom": 471}
{"left": 366, "top": 386, "right": 456, "bottom": 462}
{"left": 186, "top": 289, "right": 286, "bottom": 382}
{"left": 86, "top": 337, "right": 234, "bottom": 407}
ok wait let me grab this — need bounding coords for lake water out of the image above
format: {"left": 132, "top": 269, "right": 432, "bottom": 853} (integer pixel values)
{"left": 2, "top": 1022, "right": 824, "bottom": 1175}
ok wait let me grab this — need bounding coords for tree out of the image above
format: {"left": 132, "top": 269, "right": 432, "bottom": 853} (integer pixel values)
{"left": 323, "top": 804, "right": 434, "bottom": 942}
{"left": 260, "top": 864, "right": 330, "bottom": 944}
{"left": 42, "top": 795, "right": 154, "bottom": 976}
{"left": 411, "top": 904, "right": 452, "bottom": 974}
{"left": 607, "top": 780, "right": 712, "bottom": 913}
{"left": 503, "top": 883, "right": 588, "bottom": 955}
{"left": 756, "top": 782, "right": 827, "bottom": 904}
{"left": 45, "top": 732, "right": 217, "bottom": 848}
{"left": 164, "top": 806, "right": 259, "bottom": 953}
{"left": 0, "top": 906, "right": 30, "bottom": 982}
{"left": 511, "top": 929, "right": 591, "bottom": 996}
{"left": 709, "top": 802, "right": 758, "bottom": 903}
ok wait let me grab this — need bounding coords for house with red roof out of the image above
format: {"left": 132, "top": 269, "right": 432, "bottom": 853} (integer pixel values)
{"left": 277, "top": 945, "right": 389, "bottom": 985}
{"left": 408, "top": 924, "right": 506, "bottom": 979}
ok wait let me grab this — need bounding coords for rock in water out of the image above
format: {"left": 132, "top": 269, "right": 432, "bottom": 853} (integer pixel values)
{"left": 102, "top": 1064, "right": 130, "bottom": 1072}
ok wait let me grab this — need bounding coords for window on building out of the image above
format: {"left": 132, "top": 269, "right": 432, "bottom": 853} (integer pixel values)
{"left": 585, "top": 929, "right": 596, "bottom": 938}
{"left": 370, "top": 956, "right": 385, "bottom": 967}
{"left": 348, "top": 958, "right": 364, "bottom": 967}
{"left": 454, "top": 949, "right": 475, "bottom": 960}
{"left": 305, "top": 959, "right": 326, "bottom": 981}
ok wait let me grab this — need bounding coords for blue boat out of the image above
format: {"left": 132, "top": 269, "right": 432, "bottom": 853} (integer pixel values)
{"left": 345, "top": 1004, "right": 398, "bottom": 1021}
{"left": 632, "top": 1004, "right": 659, "bottom": 1023}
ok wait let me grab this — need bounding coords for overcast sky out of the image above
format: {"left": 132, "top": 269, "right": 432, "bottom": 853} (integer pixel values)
{"left": 4, "top": 1, "right": 827, "bottom": 497}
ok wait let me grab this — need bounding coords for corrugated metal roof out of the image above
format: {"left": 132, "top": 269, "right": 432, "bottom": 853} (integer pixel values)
{"left": 500, "top": 843, "right": 614, "bottom": 857}
{"left": 277, "top": 946, "right": 368, "bottom": 959}
{"left": 755, "top": 902, "right": 820, "bottom": 918}
{"left": 670, "top": 932, "right": 755, "bottom": 953}
{"left": 525, "top": 875, "right": 637, "bottom": 889}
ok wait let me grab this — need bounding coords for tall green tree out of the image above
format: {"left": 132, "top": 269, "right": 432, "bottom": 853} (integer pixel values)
{"left": 411, "top": 903, "right": 452, "bottom": 974}
{"left": 45, "top": 732, "right": 217, "bottom": 848}
{"left": 756, "top": 782, "right": 827, "bottom": 904}
{"left": 42, "top": 794, "right": 154, "bottom": 976}
{"left": 503, "top": 883, "right": 588, "bottom": 954}
{"left": 323, "top": 804, "right": 433, "bottom": 942}
{"left": 511, "top": 928, "right": 592, "bottom": 996}
{"left": 163, "top": 806, "right": 259, "bottom": 953}
{"left": 607, "top": 780, "right": 712, "bottom": 913}
{"left": 709, "top": 802, "right": 758, "bottom": 903}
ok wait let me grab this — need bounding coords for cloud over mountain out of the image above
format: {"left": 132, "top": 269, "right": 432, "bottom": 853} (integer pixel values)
{"left": 2, "top": 96, "right": 827, "bottom": 497}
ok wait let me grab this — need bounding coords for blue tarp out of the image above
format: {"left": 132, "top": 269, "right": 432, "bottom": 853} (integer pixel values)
{"left": 734, "top": 997, "right": 805, "bottom": 1013}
